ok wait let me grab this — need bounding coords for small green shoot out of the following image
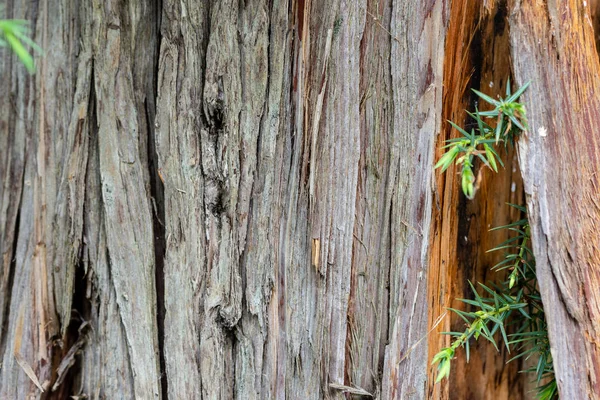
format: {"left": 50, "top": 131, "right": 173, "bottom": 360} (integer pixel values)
{"left": 0, "top": 12, "right": 41, "bottom": 73}
{"left": 432, "top": 204, "right": 556, "bottom": 400}
{"left": 435, "top": 80, "right": 530, "bottom": 199}
{"left": 433, "top": 79, "right": 556, "bottom": 399}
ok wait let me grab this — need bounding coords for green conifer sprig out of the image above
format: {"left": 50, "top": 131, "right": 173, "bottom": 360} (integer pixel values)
{"left": 435, "top": 80, "right": 530, "bottom": 199}
{"left": 0, "top": 6, "right": 41, "bottom": 73}
{"left": 432, "top": 205, "right": 556, "bottom": 400}
{"left": 433, "top": 81, "right": 557, "bottom": 399}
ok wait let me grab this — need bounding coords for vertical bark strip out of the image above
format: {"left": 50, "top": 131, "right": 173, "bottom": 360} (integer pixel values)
{"left": 348, "top": 0, "right": 394, "bottom": 395}
{"left": 236, "top": 0, "right": 290, "bottom": 398}
{"left": 381, "top": 1, "right": 448, "bottom": 399}
{"left": 80, "top": 94, "right": 137, "bottom": 399}
{"left": 91, "top": 0, "right": 161, "bottom": 398}
{"left": 0, "top": 0, "right": 26, "bottom": 361}
{"left": 313, "top": 0, "right": 364, "bottom": 394}
{"left": 510, "top": 1, "right": 600, "bottom": 398}
{"left": 0, "top": 0, "right": 89, "bottom": 396}
{"left": 155, "top": 1, "right": 208, "bottom": 398}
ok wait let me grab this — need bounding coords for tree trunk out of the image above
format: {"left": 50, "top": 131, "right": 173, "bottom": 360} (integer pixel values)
{"left": 1, "top": 0, "right": 599, "bottom": 399}
{"left": 428, "top": 1, "right": 528, "bottom": 398}
{"left": 0, "top": 0, "right": 448, "bottom": 398}
{"left": 510, "top": 1, "right": 600, "bottom": 398}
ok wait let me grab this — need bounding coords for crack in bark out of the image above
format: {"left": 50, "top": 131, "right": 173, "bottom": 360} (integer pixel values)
{"left": 0, "top": 207, "right": 20, "bottom": 365}
{"left": 147, "top": 94, "right": 168, "bottom": 400}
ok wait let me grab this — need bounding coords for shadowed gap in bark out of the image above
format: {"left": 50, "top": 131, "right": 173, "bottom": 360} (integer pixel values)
{"left": 148, "top": 2, "right": 167, "bottom": 394}
{"left": 0, "top": 207, "right": 20, "bottom": 364}
{"left": 148, "top": 94, "right": 168, "bottom": 400}
{"left": 428, "top": 1, "right": 527, "bottom": 398}
{"left": 50, "top": 256, "right": 90, "bottom": 399}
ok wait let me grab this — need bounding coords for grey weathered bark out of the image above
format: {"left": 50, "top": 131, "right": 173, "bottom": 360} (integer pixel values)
{"left": 510, "top": 1, "right": 600, "bottom": 398}
{"left": 380, "top": 1, "right": 447, "bottom": 398}
{"left": 7, "top": 0, "right": 600, "bottom": 399}
{"left": 0, "top": 0, "right": 449, "bottom": 398}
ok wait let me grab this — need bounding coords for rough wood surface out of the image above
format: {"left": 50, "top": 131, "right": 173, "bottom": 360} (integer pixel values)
{"left": 427, "top": 1, "right": 529, "bottom": 399}
{"left": 87, "top": 1, "right": 161, "bottom": 398}
{"left": 380, "top": 1, "right": 449, "bottom": 399}
{"left": 0, "top": 0, "right": 162, "bottom": 398}
{"left": 0, "top": 0, "right": 451, "bottom": 398}
{"left": 10, "top": 0, "right": 597, "bottom": 398}
{"left": 0, "top": 0, "right": 89, "bottom": 396}
{"left": 509, "top": 1, "right": 600, "bottom": 398}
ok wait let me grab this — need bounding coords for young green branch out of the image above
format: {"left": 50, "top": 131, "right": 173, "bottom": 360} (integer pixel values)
{"left": 0, "top": 10, "right": 41, "bottom": 73}
{"left": 433, "top": 81, "right": 557, "bottom": 399}
{"left": 434, "top": 80, "right": 530, "bottom": 199}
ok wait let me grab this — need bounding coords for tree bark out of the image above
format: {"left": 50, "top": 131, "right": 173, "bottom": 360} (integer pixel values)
{"left": 0, "top": 0, "right": 449, "bottom": 398}
{"left": 427, "top": 1, "right": 528, "bottom": 398}
{"left": 2, "top": 0, "right": 599, "bottom": 399}
{"left": 510, "top": 1, "right": 600, "bottom": 398}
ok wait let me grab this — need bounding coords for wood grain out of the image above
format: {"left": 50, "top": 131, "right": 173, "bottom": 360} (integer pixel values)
{"left": 7, "top": 0, "right": 587, "bottom": 398}
{"left": 510, "top": 0, "right": 600, "bottom": 398}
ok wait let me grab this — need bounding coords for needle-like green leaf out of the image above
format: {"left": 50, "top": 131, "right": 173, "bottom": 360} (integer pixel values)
{"left": 472, "top": 88, "right": 501, "bottom": 107}
{"left": 0, "top": 18, "right": 41, "bottom": 74}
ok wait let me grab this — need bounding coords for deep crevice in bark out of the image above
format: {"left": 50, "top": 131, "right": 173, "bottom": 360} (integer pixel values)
{"left": 429, "top": 1, "right": 529, "bottom": 398}
{"left": 148, "top": 2, "right": 168, "bottom": 396}
{"left": 147, "top": 98, "right": 168, "bottom": 400}
{"left": 50, "top": 256, "right": 90, "bottom": 400}
{"left": 0, "top": 207, "right": 20, "bottom": 363}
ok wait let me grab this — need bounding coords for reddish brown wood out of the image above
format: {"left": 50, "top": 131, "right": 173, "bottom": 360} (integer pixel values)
{"left": 427, "top": 2, "right": 528, "bottom": 399}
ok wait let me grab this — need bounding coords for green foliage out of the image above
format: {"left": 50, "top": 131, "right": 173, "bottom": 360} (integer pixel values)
{"left": 432, "top": 206, "right": 556, "bottom": 399}
{"left": 431, "top": 279, "right": 527, "bottom": 383}
{"left": 434, "top": 80, "right": 530, "bottom": 199}
{"left": 0, "top": 8, "right": 41, "bottom": 73}
{"left": 433, "top": 81, "right": 557, "bottom": 399}
{"left": 490, "top": 208, "right": 556, "bottom": 400}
